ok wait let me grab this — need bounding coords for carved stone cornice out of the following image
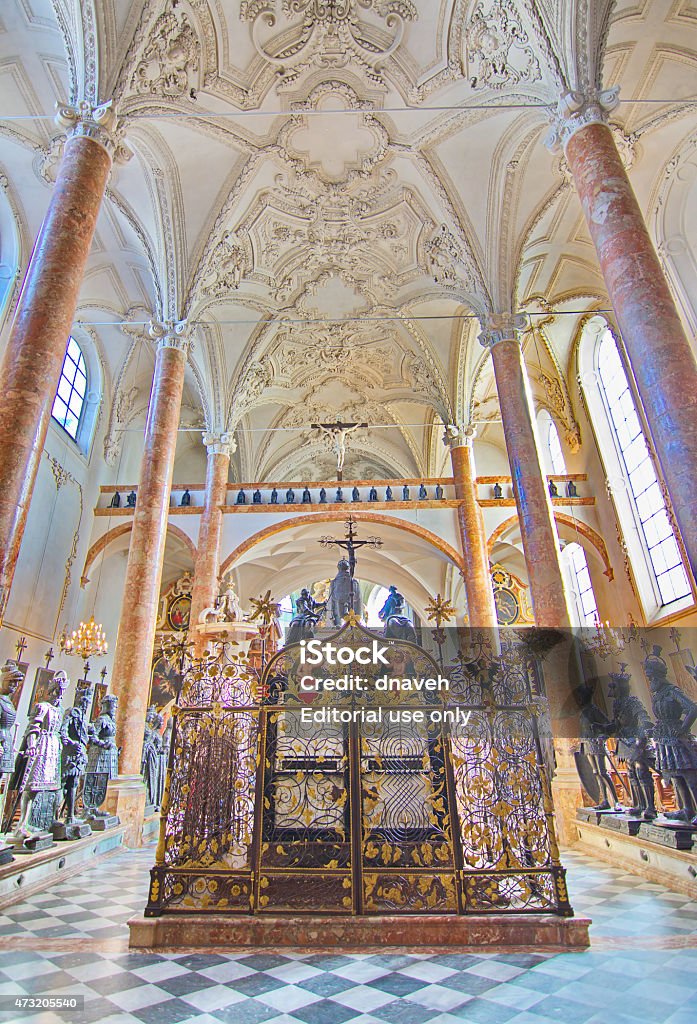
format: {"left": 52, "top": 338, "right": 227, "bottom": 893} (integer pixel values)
{"left": 478, "top": 313, "right": 528, "bottom": 349}
{"left": 443, "top": 424, "right": 476, "bottom": 450}
{"left": 203, "top": 432, "right": 237, "bottom": 458}
{"left": 54, "top": 100, "right": 132, "bottom": 164}
{"left": 148, "top": 319, "right": 191, "bottom": 354}
{"left": 544, "top": 87, "right": 621, "bottom": 154}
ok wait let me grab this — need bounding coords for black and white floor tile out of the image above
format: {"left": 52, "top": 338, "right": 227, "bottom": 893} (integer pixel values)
{"left": 0, "top": 847, "right": 695, "bottom": 1024}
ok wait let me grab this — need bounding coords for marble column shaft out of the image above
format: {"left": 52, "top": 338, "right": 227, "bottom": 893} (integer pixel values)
{"left": 565, "top": 121, "right": 697, "bottom": 580}
{"left": 189, "top": 439, "right": 232, "bottom": 652}
{"left": 0, "top": 134, "right": 111, "bottom": 620}
{"left": 447, "top": 437, "right": 497, "bottom": 627}
{"left": 486, "top": 329, "right": 571, "bottom": 628}
{"left": 111, "top": 330, "right": 188, "bottom": 778}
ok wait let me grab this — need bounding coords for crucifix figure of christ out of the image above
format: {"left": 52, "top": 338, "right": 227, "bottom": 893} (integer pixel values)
{"left": 311, "top": 420, "right": 367, "bottom": 480}
{"left": 320, "top": 518, "right": 382, "bottom": 626}
{"left": 319, "top": 516, "right": 382, "bottom": 580}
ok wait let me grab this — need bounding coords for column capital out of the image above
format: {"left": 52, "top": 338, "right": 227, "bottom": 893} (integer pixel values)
{"left": 148, "top": 319, "right": 191, "bottom": 353}
{"left": 55, "top": 100, "right": 132, "bottom": 164}
{"left": 544, "top": 87, "right": 621, "bottom": 154}
{"left": 443, "top": 424, "right": 476, "bottom": 450}
{"left": 478, "top": 313, "right": 528, "bottom": 349}
{"left": 202, "top": 431, "right": 236, "bottom": 457}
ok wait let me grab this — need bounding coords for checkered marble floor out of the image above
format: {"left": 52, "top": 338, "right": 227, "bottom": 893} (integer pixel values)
{"left": 0, "top": 847, "right": 695, "bottom": 1024}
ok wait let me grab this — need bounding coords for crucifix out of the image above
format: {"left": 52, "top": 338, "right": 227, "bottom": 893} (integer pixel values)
{"left": 311, "top": 420, "right": 367, "bottom": 481}
{"left": 14, "top": 636, "right": 27, "bottom": 662}
{"left": 44, "top": 646, "right": 55, "bottom": 670}
{"left": 319, "top": 516, "right": 382, "bottom": 579}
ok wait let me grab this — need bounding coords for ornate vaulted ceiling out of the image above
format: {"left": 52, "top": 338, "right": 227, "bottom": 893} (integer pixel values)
{"left": 0, "top": 1, "right": 695, "bottom": 482}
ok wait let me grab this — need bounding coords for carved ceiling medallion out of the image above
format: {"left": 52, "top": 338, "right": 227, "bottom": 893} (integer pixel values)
{"left": 465, "top": 0, "right": 540, "bottom": 90}
{"left": 240, "top": 0, "right": 416, "bottom": 87}
{"left": 134, "top": 10, "right": 199, "bottom": 98}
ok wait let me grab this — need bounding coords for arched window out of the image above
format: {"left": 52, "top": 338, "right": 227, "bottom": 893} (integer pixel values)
{"left": 51, "top": 337, "right": 87, "bottom": 441}
{"left": 595, "top": 325, "right": 690, "bottom": 608}
{"left": 546, "top": 415, "right": 566, "bottom": 476}
{"left": 563, "top": 542, "right": 599, "bottom": 626}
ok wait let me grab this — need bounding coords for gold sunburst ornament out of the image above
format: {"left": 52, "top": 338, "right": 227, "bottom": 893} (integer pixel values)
{"left": 249, "top": 590, "right": 281, "bottom": 625}
{"left": 425, "top": 594, "right": 455, "bottom": 629}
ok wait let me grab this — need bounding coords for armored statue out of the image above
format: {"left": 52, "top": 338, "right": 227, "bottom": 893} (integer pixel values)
{"left": 84, "top": 694, "right": 119, "bottom": 821}
{"left": 379, "top": 585, "right": 418, "bottom": 644}
{"left": 645, "top": 646, "right": 697, "bottom": 824}
{"left": 0, "top": 662, "right": 22, "bottom": 836}
{"left": 141, "top": 706, "right": 165, "bottom": 810}
{"left": 286, "top": 589, "right": 325, "bottom": 645}
{"left": 12, "top": 671, "right": 68, "bottom": 838}
{"left": 0, "top": 662, "right": 21, "bottom": 777}
{"left": 59, "top": 692, "right": 91, "bottom": 827}
{"left": 574, "top": 681, "right": 617, "bottom": 810}
{"left": 328, "top": 559, "right": 362, "bottom": 626}
{"left": 87, "top": 694, "right": 119, "bottom": 778}
{"left": 608, "top": 664, "right": 657, "bottom": 820}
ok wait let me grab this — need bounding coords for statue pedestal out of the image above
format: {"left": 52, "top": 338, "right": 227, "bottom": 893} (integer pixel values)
{"left": 51, "top": 820, "right": 92, "bottom": 841}
{"left": 195, "top": 620, "right": 259, "bottom": 656}
{"left": 88, "top": 813, "right": 120, "bottom": 831}
{"left": 9, "top": 832, "right": 54, "bottom": 854}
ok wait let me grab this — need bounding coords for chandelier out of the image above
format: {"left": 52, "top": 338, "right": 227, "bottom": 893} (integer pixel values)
{"left": 59, "top": 616, "right": 108, "bottom": 660}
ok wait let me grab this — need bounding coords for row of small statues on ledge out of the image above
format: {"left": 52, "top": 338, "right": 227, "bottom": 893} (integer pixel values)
{"left": 107, "top": 484, "right": 447, "bottom": 509}
{"left": 490, "top": 480, "right": 578, "bottom": 499}
{"left": 236, "top": 484, "right": 444, "bottom": 505}
{"left": 577, "top": 646, "right": 697, "bottom": 827}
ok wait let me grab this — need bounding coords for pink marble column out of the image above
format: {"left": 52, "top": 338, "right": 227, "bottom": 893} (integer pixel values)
{"left": 481, "top": 316, "right": 571, "bottom": 628}
{"left": 444, "top": 427, "right": 497, "bottom": 627}
{"left": 189, "top": 434, "right": 234, "bottom": 653}
{"left": 0, "top": 102, "right": 128, "bottom": 621}
{"left": 110, "top": 321, "right": 189, "bottom": 806}
{"left": 548, "top": 90, "right": 697, "bottom": 581}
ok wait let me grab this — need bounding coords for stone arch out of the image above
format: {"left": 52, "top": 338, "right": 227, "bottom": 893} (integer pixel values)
{"left": 487, "top": 512, "right": 613, "bottom": 580}
{"left": 220, "top": 510, "right": 465, "bottom": 577}
{"left": 81, "top": 521, "right": 197, "bottom": 583}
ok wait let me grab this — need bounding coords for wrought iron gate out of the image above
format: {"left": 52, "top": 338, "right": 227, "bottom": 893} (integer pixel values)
{"left": 146, "top": 625, "right": 573, "bottom": 918}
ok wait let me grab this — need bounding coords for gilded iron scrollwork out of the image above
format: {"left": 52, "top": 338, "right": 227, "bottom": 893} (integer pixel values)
{"left": 146, "top": 624, "right": 573, "bottom": 919}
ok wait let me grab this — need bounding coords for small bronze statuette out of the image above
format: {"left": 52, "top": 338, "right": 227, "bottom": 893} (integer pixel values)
{"left": 369, "top": 486, "right": 378, "bottom": 501}
{"left": 270, "top": 488, "right": 279, "bottom": 504}
{"left": 336, "top": 487, "right": 344, "bottom": 503}
{"left": 109, "top": 492, "right": 121, "bottom": 508}
{"left": 493, "top": 482, "right": 503, "bottom": 499}
{"left": 567, "top": 480, "right": 578, "bottom": 497}
{"left": 402, "top": 485, "right": 410, "bottom": 500}
{"left": 286, "top": 488, "right": 295, "bottom": 503}
{"left": 319, "top": 487, "right": 327, "bottom": 503}
{"left": 126, "top": 491, "right": 137, "bottom": 507}
{"left": 352, "top": 486, "right": 360, "bottom": 501}
{"left": 418, "top": 483, "right": 427, "bottom": 499}
{"left": 236, "top": 489, "right": 246, "bottom": 505}
{"left": 435, "top": 484, "right": 443, "bottom": 499}
{"left": 302, "top": 487, "right": 312, "bottom": 504}
{"left": 180, "top": 488, "right": 191, "bottom": 506}
{"left": 549, "top": 480, "right": 558, "bottom": 498}
{"left": 385, "top": 486, "right": 393, "bottom": 501}
{"left": 253, "top": 489, "right": 262, "bottom": 504}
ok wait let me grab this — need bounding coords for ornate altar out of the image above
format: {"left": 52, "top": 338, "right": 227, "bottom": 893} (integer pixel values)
{"left": 139, "top": 622, "right": 586, "bottom": 947}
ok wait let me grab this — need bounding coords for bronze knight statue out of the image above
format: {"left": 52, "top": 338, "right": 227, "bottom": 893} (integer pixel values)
{"left": 328, "top": 559, "right": 362, "bottom": 626}
{"left": 644, "top": 646, "right": 697, "bottom": 825}
{"left": 608, "top": 664, "right": 657, "bottom": 820}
